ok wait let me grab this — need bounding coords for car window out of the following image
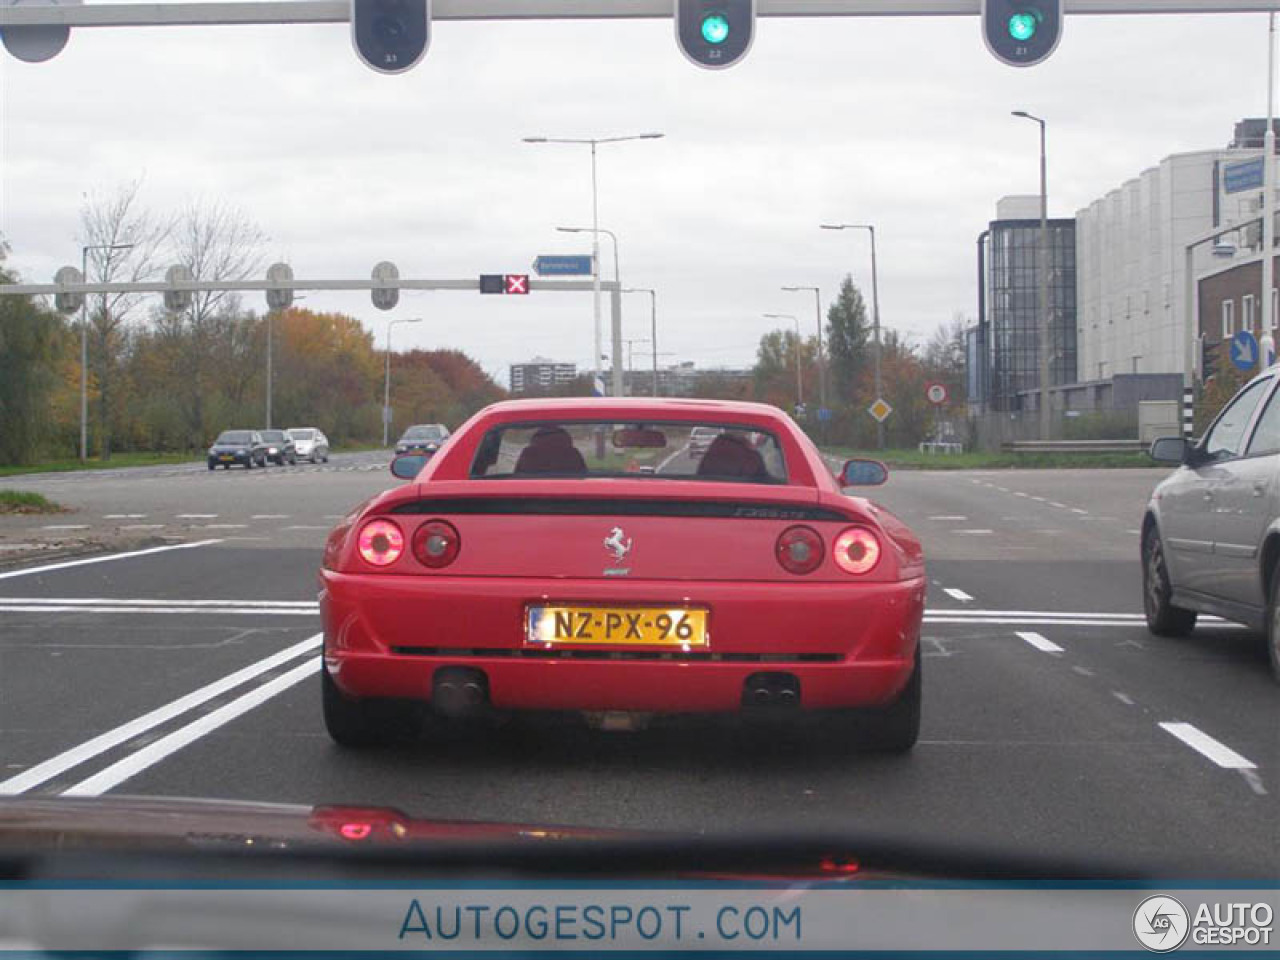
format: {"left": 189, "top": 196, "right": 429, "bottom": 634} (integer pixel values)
{"left": 1246, "top": 382, "right": 1280, "bottom": 456}
{"left": 260, "top": 431, "right": 285, "bottom": 442}
{"left": 470, "top": 421, "right": 787, "bottom": 483}
{"left": 215, "top": 431, "right": 251, "bottom": 444}
{"left": 289, "top": 430, "right": 314, "bottom": 440}
{"left": 1202, "top": 378, "right": 1271, "bottom": 462}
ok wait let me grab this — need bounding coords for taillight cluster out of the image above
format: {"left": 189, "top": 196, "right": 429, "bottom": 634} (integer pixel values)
{"left": 774, "top": 525, "right": 881, "bottom": 576}
{"left": 355, "top": 518, "right": 461, "bottom": 569}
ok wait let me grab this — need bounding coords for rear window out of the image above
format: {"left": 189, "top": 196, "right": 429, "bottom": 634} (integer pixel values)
{"left": 470, "top": 421, "right": 787, "bottom": 484}
{"left": 260, "top": 431, "right": 285, "bottom": 442}
{"left": 288, "top": 429, "right": 314, "bottom": 440}
{"left": 403, "top": 425, "right": 446, "bottom": 441}
{"left": 216, "top": 431, "right": 252, "bottom": 444}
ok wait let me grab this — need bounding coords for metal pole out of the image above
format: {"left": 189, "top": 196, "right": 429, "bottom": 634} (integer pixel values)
{"left": 265, "top": 310, "right": 273, "bottom": 429}
{"left": 794, "top": 315, "right": 804, "bottom": 407}
{"left": 813, "top": 287, "right": 826, "bottom": 410}
{"left": 868, "top": 227, "right": 884, "bottom": 450}
{"left": 610, "top": 284, "right": 624, "bottom": 397}
{"left": 382, "top": 322, "right": 393, "bottom": 447}
{"left": 1037, "top": 119, "right": 1052, "bottom": 440}
{"left": 1263, "top": 11, "right": 1276, "bottom": 366}
{"left": 79, "top": 245, "right": 88, "bottom": 462}
{"left": 590, "top": 142, "right": 603, "bottom": 396}
{"left": 650, "top": 291, "right": 658, "bottom": 397}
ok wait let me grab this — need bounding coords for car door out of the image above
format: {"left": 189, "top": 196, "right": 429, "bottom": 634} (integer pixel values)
{"left": 1212, "top": 376, "right": 1280, "bottom": 607}
{"left": 1160, "top": 376, "right": 1271, "bottom": 598}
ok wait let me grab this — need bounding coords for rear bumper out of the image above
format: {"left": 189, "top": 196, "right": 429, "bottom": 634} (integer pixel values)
{"left": 320, "top": 572, "right": 924, "bottom": 713}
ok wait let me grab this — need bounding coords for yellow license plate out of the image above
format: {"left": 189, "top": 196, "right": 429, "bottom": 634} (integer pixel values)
{"left": 526, "top": 606, "right": 709, "bottom": 647}
{"left": 219, "top": 455, "right": 234, "bottom": 461}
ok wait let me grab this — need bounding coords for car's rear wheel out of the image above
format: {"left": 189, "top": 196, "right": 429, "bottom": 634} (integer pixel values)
{"left": 322, "top": 669, "right": 419, "bottom": 747}
{"left": 1143, "top": 527, "right": 1197, "bottom": 637}
{"left": 859, "top": 647, "right": 921, "bottom": 753}
{"left": 1265, "top": 564, "right": 1280, "bottom": 683}
{"left": 207, "top": 463, "right": 215, "bottom": 471}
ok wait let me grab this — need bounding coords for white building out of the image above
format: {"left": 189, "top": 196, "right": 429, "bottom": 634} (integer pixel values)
{"left": 1075, "top": 130, "right": 1275, "bottom": 382}
{"left": 508, "top": 357, "right": 577, "bottom": 394}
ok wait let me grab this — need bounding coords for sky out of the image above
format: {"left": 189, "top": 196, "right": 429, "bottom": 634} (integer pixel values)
{"left": 0, "top": 6, "right": 1275, "bottom": 390}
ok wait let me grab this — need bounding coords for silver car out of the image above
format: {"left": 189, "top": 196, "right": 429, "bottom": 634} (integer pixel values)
{"left": 287, "top": 427, "right": 329, "bottom": 463}
{"left": 1145, "top": 366, "right": 1280, "bottom": 681}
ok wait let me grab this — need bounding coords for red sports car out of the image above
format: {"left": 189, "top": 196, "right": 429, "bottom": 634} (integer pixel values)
{"left": 319, "top": 398, "right": 926, "bottom": 751}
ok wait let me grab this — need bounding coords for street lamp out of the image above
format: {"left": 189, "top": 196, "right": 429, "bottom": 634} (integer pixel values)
{"left": 557, "top": 226, "right": 619, "bottom": 285}
{"left": 764, "top": 312, "right": 803, "bottom": 408}
{"left": 523, "top": 132, "right": 664, "bottom": 398}
{"left": 383, "top": 317, "right": 422, "bottom": 447}
{"left": 1012, "top": 109, "right": 1052, "bottom": 440}
{"left": 782, "top": 285, "right": 825, "bottom": 411}
{"left": 622, "top": 288, "right": 658, "bottom": 396}
{"left": 821, "top": 223, "right": 884, "bottom": 449}
{"left": 79, "top": 242, "right": 134, "bottom": 462}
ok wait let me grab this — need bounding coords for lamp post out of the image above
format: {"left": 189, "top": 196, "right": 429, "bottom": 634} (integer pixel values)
{"left": 1012, "top": 110, "right": 1052, "bottom": 440}
{"left": 79, "top": 242, "right": 134, "bottom": 462}
{"left": 557, "top": 226, "right": 619, "bottom": 285}
{"left": 764, "top": 312, "right": 803, "bottom": 409}
{"left": 821, "top": 223, "right": 884, "bottom": 448}
{"left": 782, "top": 285, "right": 825, "bottom": 410}
{"left": 523, "top": 133, "right": 663, "bottom": 398}
{"left": 383, "top": 317, "right": 422, "bottom": 446}
{"left": 622, "top": 288, "right": 658, "bottom": 396}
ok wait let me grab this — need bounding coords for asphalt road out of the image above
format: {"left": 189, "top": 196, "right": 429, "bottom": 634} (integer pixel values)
{"left": 0, "top": 460, "right": 1276, "bottom": 877}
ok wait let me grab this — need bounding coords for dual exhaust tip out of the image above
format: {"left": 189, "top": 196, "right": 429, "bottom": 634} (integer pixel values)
{"left": 743, "top": 672, "right": 801, "bottom": 708}
{"left": 433, "top": 667, "right": 488, "bottom": 716}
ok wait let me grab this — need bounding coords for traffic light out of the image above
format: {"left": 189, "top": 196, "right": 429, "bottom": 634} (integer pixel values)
{"left": 1202, "top": 338, "right": 1221, "bottom": 381}
{"left": 351, "top": 0, "right": 430, "bottom": 75}
{"left": 675, "top": 0, "right": 756, "bottom": 70}
{"left": 981, "top": 0, "right": 1063, "bottom": 68}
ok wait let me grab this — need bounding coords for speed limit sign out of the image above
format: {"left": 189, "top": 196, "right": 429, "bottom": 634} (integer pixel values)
{"left": 926, "top": 382, "right": 949, "bottom": 406}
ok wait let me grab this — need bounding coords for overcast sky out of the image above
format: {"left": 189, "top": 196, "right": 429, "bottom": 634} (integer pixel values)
{"left": 0, "top": 7, "right": 1274, "bottom": 388}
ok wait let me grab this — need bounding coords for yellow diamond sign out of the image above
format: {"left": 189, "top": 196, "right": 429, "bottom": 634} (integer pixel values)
{"left": 868, "top": 398, "right": 893, "bottom": 423}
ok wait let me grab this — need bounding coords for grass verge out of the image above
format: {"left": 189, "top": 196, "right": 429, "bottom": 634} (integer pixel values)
{"left": 0, "top": 491, "right": 66, "bottom": 514}
{"left": 0, "top": 452, "right": 199, "bottom": 478}
{"left": 823, "top": 447, "right": 1161, "bottom": 470}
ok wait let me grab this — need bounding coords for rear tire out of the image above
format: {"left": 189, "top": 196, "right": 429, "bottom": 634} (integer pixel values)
{"left": 322, "top": 669, "right": 416, "bottom": 748}
{"left": 1266, "top": 565, "right": 1280, "bottom": 684}
{"left": 860, "top": 647, "right": 921, "bottom": 753}
{"left": 1143, "top": 527, "right": 1197, "bottom": 638}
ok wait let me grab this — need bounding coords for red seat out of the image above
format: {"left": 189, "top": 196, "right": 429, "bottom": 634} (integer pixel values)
{"left": 515, "top": 427, "right": 588, "bottom": 475}
{"left": 696, "top": 434, "right": 767, "bottom": 480}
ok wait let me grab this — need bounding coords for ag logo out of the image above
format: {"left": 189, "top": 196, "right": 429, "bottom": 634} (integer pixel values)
{"left": 1133, "top": 895, "right": 1190, "bottom": 952}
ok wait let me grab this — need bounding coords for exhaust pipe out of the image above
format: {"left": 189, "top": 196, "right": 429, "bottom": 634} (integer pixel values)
{"left": 743, "top": 673, "right": 801, "bottom": 709}
{"left": 432, "top": 668, "right": 489, "bottom": 716}
{"left": 462, "top": 682, "right": 484, "bottom": 706}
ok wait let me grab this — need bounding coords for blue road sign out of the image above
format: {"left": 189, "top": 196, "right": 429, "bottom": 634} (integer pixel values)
{"left": 1232, "top": 329, "right": 1259, "bottom": 371}
{"left": 1224, "top": 157, "right": 1265, "bottom": 195}
{"left": 592, "top": 376, "right": 606, "bottom": 397}
{"left": 817, "top": 407, "right": 833, "bottom": 423}
{"left": 533, "top": 255, "right": 594, "bottom": 277}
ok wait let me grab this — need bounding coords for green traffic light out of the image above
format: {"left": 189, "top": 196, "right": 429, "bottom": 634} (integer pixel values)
{"left": 1008, "top": 11, "right": 1038, "bottom": 41}
{"left": 701, "top": 13, "right": 730, "bottom": 45}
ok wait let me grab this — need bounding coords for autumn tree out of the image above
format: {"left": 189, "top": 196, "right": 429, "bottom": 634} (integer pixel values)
{"left": 825, "top": 275, "right": 870, "bottom": 409}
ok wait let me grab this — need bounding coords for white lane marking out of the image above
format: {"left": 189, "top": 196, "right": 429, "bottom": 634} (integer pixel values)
{"left": 0, "top": 539, "right": 222, "bottom": 582}
{"left": 1049, "top": 501, "right": 1066, "bottom": 509}
{"left": 201, "top": 524, "right": 248, "bottom": 530}
{"left": 1112, "top": 691, "right": 1136, "bottom": 706}
{"left": 943, "top": 588, "right": 974, "bottom": 602}
{"left": 1014, "top": 491, "right": 1030, "bottom": 498}
{"left": 927, "top": 617, "right": 1244, "bottom": 628}
{"left": 39, "top": 525, "right": 89, "bottom": 531}
{"left": 1071, "top": 508, "right": 1089, "bottom": 515}
{"left": 63, "top": 657, "right": 318, "bottom": 797}
{"left": 1016, "top": 631, "right": 1064, "bottom": 653}
{"left": 0, "top": 597, "right": 315, "bottom": 608}
{"left": 1072, "top": 665, "right": 1095, "bottom": 677}
{"left": 1030, "top": 496, "right": 1047, "bottom": 503}
{"left": 0, "top": 633, "right": 321, "bottom": 795}
{"left": 284, "top": 524, "right": 328, "bottom": 530}
{"left": 251, "top": 514, "right": 290, "bottom": 520}
{"left": 176, "top": 514, "right": 218, "bottom": 519}
{"left": 955, "top": 529, "right": 994, "bottom": 535}
{"left": 103, "top": 514, "right": 146, "bottom": 519}
{"left": 0, "top": 605, "right": 316, "bottom": 616}
{"left": 120, "top": 524, "right": 165, "bottom": 530}
{"left": 994, "top": 486, "right": 1010, "bottom": 492}
{"left": 1127, "top": 529, "right": 1142, "bottom": 535}
{"left": 323, "top": 514, "right": 344, "bottom": 520}
{"left": 1159, "top": 722, "right": 1257, "bottom": 770}
{"left": 928, "top": 515, "right": 968, "bottom": 521}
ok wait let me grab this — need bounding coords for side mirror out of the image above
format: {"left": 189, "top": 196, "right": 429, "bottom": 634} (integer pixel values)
{"left": 390, "top": 453, "right": 428, "bottom": 480}
{"left": 1149, "top": 436, "right": 1189, "bottom": 465}
{"left": 839, "top": 459, "right": 888, "bottom": 487}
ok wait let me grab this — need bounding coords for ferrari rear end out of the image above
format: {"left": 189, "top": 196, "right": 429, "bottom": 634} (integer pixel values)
{"left": 319, "top": 401, "right": 926, "bottom": 751}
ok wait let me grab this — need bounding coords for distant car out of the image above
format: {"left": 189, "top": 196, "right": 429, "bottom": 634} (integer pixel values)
{"left": 688, "top": 425, "right": 721, "bottom": 458}
{"left": 1145, "top": 365, "right": 1280, "bottom": 682}
{"left": 208, "top": 430, "right": 268, "bottom": 470}
{"left": 395, "top": 423, "right": 450, "bottom": 457}
{"left": 288, "top": 428, "right": 330, "bottom": 463}
{"left": 259, "top": 430, "right": 297, "bottom": 466}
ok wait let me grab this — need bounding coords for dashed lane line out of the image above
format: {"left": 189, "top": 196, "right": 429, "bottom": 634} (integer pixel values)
{"left": 175, "top": 514, "right": 218, "bottom": 519}
{"left": 942, "top": 588, "right": 974, "bottom": 602}
{"left": 1158, "top": 722, "right": 1257, "bottom": 770}
{"left": 1016, "top": 631, "right": 1065, "bottom": 653}
{"left": 0, "top": 540, "right": 222, "bottom": 582}
{"left": 928, "top": 515, "right": 968, "bottom": 521}
{"left": 1112, "top": 691, "right": 1136, "bottom": 706}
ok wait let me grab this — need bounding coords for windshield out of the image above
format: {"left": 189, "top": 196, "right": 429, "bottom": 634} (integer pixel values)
{"left": 2, "top": 2, "right": 1279, "bottom": 914}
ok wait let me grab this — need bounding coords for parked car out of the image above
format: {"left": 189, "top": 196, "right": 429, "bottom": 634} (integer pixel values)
{"left": 394, "top": 423, "right": 450, "bottom": 457}
{"left": 207, "top": 430, "right": 268, "bottom": 470}
{"left": 288, "top": 428, "right": 330, "bottom": 463}
{"left": 259, "top": 429, "right": 297, "bottom": 466}
{"left": 1144, "top": 365, "right": 1280, "bottom": 681}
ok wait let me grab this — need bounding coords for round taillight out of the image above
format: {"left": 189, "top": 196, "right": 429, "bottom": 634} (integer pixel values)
{"left": 357, "top": 519, "right": 404, "bottom": 567}
{"left": 833, "top": 527, "right": 881, "bottom": 575}
{"left": 776, "top": 525, "right": 824, "bottom": 575}
{"left": 413, "top": 519, "right": 461, "bottom": 568}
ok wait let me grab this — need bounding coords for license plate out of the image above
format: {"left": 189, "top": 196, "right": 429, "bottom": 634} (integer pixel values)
{"left": 526, "top": 606, "right": 709, "bottom": 648}
{"left": 219, "top": 455, "right": 234, "bottom": 461}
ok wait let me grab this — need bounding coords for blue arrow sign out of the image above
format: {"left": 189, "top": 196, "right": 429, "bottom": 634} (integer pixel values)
{"left": 533, "top": 255, "right": 594, "bottom": 277}
{"left": 1232, "top": 329, "right": 1259, "bottom": 371}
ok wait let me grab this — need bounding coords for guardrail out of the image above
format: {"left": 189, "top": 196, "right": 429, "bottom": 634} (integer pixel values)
{"left": 1002, "top": 440, "right": 1149, "bottom": 454}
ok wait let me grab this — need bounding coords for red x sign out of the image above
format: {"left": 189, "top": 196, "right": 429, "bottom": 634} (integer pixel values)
{"left": 504, "top": 274, "right": 529, "bottom": 295}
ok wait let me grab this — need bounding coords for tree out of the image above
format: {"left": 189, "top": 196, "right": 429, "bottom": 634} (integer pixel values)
{"left": 752, "top": 328, "right": 818, "bottom": 412}
{"left": 923, "top": 312, "right": 970, "bottom": 416}
{"left": 825, "top": 275, "right": 869, "bottom": 409}
{"left": 77, "top": 179, "right": 170, "bottom": 459}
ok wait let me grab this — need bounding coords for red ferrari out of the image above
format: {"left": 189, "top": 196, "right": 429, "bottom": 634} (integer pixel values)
{"left": 319, "top": 398, "right": 926, "bottom": 751}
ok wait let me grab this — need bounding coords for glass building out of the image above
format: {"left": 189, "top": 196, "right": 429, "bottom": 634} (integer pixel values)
{"left": 984, "top": 218, "right": 1077, "bottom": 411}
